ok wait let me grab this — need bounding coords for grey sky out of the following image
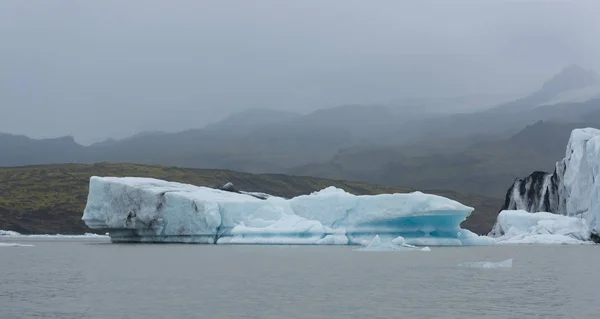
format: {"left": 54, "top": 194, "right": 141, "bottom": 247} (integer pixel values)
{"left": 1, "top": 0, "right": 599, "bottom": 144}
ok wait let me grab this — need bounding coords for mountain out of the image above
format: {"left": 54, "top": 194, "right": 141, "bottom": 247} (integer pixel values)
{"left": 283, "top": 79, "right": 600, "bottom": 197}
{"left": 539, "top": 65, "right": 599, "bottom": 100}
{"left": 0, "top": 163, "right": 501, "bottom": 235}
{"left": 529, "top": 98, "right": 600, "bottom": 123}
{"left": 3, "top": 64, "right": 598, "bottom": 171}
{"left": 203, "top": 108, "right": 300, "bottom": 135}
{"left": 0, "top": 133, "right": 83, "bottom": 166}
{"left": 84, "top": 104, "right": 415, "bottom": 171}
{"left": 507, "top": 120, "right": 580, "bottom": 155}
{"left": 90, "top": 131, "right": 169, "bottom": 147}
{"left": 289, "top": 119, "right": 600, "bottom": 198}
{"left": 489, "top": 64, "right": 600, "bottom": 113}
{"left": 388, "top": 93, "right": 522, "bottom": 114}
{"left": 289, "top": 104, "right": 399, "bottom": 134}
{"left": 1, "top": 65, "right": 599, "bottom": 203}
{"left": 384, "top": 66, "right": 600, "bottom": 145}
{"left": 0, "top": 104, "right": 416, "bottom": 172}
{"left": 2, "top": 100, "right": 598, "bottom": 193}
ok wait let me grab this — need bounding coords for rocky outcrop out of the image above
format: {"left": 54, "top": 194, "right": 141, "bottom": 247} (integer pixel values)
{"left": 500, "top": 170, "right": 560, "bottom": 214}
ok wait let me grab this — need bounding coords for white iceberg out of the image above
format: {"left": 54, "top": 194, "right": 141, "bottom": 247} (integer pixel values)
{"left": 494, "top": 128, "right": 600, "bottom": 243}
{"left": 459, "top": 258, "right": 513, "bottom": 269}
{"left": 491, "top": 210, "right": 589, "bottom": 244}
{"left": 81, "top": 176, "right": 493, "bottom": 245}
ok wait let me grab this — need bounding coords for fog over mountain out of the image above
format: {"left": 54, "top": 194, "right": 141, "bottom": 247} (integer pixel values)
{"left": 2, "top": 0, "right": 600, "bottom": 144}
{"left": 2, "top": 62, "right": 600, "bottom": 198}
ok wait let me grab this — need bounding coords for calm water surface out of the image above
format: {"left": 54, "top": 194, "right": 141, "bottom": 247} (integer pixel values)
{"left": 1, "top": 238, "right": 599, "bottom": 319}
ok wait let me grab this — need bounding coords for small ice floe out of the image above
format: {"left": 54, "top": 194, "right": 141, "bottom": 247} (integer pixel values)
{"left": 458, "top": 258, "right": 513, "bottom": 269}
{"left": 356, "top": 235, "right": 431, "bottom": 252}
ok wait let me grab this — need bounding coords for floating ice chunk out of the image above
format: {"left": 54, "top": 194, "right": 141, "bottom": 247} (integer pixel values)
{"left": 459, "top": 258, "right": 513, "bottom": 269}
{"left": 490, "top": 210, "right": 589, "bottom": 244}
{"left": 402, "top": 229, "right": 497, "bottom": 246}
{"left": 497, "top": 234, "right": 588, "bottom": 245}
{"left": 0, "top": 243, "right": 34, "bottom": 247}
{"left": 391, "top": 236, "right": 406, "bottom": 245}
{"left": 315, "top": 234, "right": 349, "bottom": 245}
{"left": 366, "top": 234, "right": 382, "bottom": 246}
{"left": 456, "top": 230, "right": 498, "bottom": 246}
{"left": 355, "top": 235, "right": 429, "bottom": 252}
{"left": 356, "top": 235, "right": 410, "bottom": 251}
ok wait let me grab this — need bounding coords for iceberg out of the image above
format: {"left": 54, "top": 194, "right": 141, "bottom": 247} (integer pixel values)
{"left": 490, "top": 210, "right": 589, "bottom": 244}
{"left": 81, "top": 176, "right": 493, "bottom": 245}
{"left": 493, "top": 128, "right": 600, "bottom": 243}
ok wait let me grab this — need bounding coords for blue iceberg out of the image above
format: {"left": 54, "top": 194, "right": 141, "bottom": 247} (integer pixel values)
{"left": 81, "top": 177, "right": 494, "bottom": 245}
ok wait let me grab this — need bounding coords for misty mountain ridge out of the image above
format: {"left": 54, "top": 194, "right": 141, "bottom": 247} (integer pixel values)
{"left": 401, "top": 66, "right": 600, "bottom": 143}
{"left": 540, "top": 64, "right": 599, "bottom": 96}
{"left": 90, "top": 131, "right": 170, "bottom": 147}
{"left": 288, "top": 119, "right": 600, "bottom": 197}
{"left": 489, "top": 64, "right": 600, "bottom": 113}
{"left": 6, "top": 64, "right": 597, "bottom": 147}
{"left": 1, "top": 65, "right": 599, "bottom": 198}
{"left": 0, "top": 133, "right": 82, "bottom": 166}
{"left": 203, "top": 108, "right": 300, "bottom": 134}
{"left": 388, "top": 93, "right": 523, "bottom": 114}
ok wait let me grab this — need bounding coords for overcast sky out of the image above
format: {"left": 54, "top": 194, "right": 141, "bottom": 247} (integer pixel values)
{"left": 1, "top": 0, "right": 599, "bottom": 144}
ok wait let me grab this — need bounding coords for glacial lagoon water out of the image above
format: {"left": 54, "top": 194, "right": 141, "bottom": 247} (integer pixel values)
{"left": 1, "top": 238, "right": 599, "bottom": 319}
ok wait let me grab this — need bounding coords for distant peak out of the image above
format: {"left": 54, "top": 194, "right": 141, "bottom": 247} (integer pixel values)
{"left": 203, "top": 108, "right": 300, "bottom": 131}
{"left": 540, "top": 64, "right": 600, "bottom": 95}
{"left": 559, "top": 64, "right": 599, "bottom": 79}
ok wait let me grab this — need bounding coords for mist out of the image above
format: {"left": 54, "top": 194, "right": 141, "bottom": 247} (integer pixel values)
{"left": 1, "top": 0, "right": 599, "bottom": 144}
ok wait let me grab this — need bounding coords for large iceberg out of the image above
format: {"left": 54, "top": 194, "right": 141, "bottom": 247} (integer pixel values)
{"left": 81, "top": 176, "right": 493, "bottom": 245}
{"left": 492, "top": 127, "right": 600, "bottom": 242}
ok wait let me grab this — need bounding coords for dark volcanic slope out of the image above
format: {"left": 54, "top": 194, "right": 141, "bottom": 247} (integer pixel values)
{"left": 0, "top": 163, "right": 501, "bottom": 235}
